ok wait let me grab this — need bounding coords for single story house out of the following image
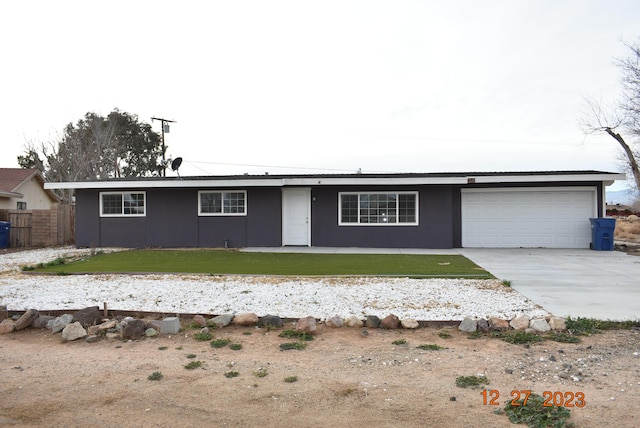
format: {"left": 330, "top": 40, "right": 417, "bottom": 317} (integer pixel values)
{"left": 45, "top": 170, "right": 624, "bottom": 249}
{"left": 0, "top": 168, "right": 59, "bottom": 211}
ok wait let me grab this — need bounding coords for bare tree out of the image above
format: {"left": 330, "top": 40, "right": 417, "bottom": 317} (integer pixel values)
{"left": 581, "top": 39, "right": 640, "bottom": 193}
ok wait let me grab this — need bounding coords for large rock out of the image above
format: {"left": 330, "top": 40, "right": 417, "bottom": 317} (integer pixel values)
{"left": 51, "top": 314, "right": 74, "bottom": 334}
{"left": 529, "top": 318, "right": 551, "bottom": 332}
{"left": 365, "top": 315, "right": 381, "bottom": 328}
{"left": 14, "top": 309, "right": 39, "bottom": 331}
{"left": 295, "top": 316, "right": 317, "bottom": 335}
{"left": 489, "top": 317, "right": 510, "bottom": 331}
{"left": 160, "top": 317, "right": 181, "bottom": 334}
{"left": 33, "top": 315, "right": 55, "bottom": 329}
{"left": 509, "top": 316, "right": 530, "bottom": 331}
{"left": 344, "top": 316, "right": 364, "bottom": 328}
{"left": 73, "top": 306, "right": 102, "bottom": 328}
{"left": 62, "top": 322, "right": 87, "bottom": 341}
{"left": 548, "top": 316, "right": 566, "bottom": 331}
{"left": 380, "top": 314, "right": 400, "bottom": 329}
{"left": 122, "top": 319, "right": 146, "bottom": 340}
{"left": 232, "top": 313, "right": 259, "bottom": 326}
{"left": 146, "top": 320, "right": 162, "bottom": 332}
{"left": 458, "top": 317, "right": 477, "bottom": 333}
{"left": 209, "top": 314, "right": 233, "bottom": 328}
{"left": 325, "top": 316, "right": 344, "bottom": 328}
{"left": 259, "top": 314, "right": 284, "bottom": 328}
{"left": 0, "top": 305, "right": 7, "bottom": 321}
{"left": 400, "top": 319, "right": 419, "bottom": 329}
{"left": 192, "top": 315, "right": 207, "bottom": 327}
{"left": 0, "top": 319, "right": 15, "bottom": 334}
{"left": 477, "top": 319, "right": 490, "bottom": 333}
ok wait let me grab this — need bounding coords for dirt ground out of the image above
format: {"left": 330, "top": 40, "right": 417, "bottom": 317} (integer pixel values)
{"left": 1, "top": 324, "right": 638, "bottom": 427}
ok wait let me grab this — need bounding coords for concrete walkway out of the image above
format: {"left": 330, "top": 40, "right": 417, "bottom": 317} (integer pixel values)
{"left": 457, "top": 248, "right": 640, "bottom": 320}
{"left": 244, "top": 246, "right": 640, "bottom": 320}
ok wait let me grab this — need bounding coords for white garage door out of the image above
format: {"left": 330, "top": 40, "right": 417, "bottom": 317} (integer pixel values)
{"left": 461, "top": 188, "right": 596, "bottom": 248}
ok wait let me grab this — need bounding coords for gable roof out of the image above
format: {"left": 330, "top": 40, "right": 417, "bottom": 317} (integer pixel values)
{"left": 0, "top": 168, "right": 59, "bottom": 201}
{"left": 44, "top": 170, "right": 626, "bottom": 190}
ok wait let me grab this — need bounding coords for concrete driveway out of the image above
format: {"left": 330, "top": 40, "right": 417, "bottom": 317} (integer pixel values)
{"left": 458, "top": 248, "right": 640, "bottom": 320}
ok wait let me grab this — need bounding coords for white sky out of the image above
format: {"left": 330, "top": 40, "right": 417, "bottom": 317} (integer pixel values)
{"left": 1, "top": 1, "right": 639, "bottom": 190}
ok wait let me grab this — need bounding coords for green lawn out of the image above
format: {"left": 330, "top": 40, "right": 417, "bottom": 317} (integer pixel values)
{"left": 32, "top": 249, "right": 493, "bottom": 278}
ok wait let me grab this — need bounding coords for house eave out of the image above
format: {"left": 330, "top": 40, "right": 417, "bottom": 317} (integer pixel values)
{"left": 44, "top": 171, "right": 627, "bottom": 190}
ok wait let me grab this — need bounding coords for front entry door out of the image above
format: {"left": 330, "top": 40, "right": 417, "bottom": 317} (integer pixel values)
{"left": 282, "top": 188, "right": 311, "bottom": 246}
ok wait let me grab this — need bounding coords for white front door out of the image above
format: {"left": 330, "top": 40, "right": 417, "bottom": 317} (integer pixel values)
{"left": 282, "top": 188, "right": 311, "bottom": 246}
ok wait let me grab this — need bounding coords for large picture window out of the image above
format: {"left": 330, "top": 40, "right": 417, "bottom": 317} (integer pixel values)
{"left": 339, "top": 192, "right": 418, "bottom": 225}
{"left": 199, "top": 191, "right": 247, "bottom": 216}
{"left": 100, "top": 192, "right": 146, "bottom": 217}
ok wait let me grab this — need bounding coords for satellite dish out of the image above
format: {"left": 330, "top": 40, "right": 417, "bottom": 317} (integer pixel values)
{"left": 171, "top": 157, "right": 183, "bottom": 178}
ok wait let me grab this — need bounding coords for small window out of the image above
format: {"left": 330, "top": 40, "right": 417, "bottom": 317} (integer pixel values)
{"left": 339, "top": 192, "right": 418, "bottom": 225}
{"left": 100, "top": 192, "right": 146, "bottom": 217}
{"left": 199, "top": 191, "right": 247, "bottom": 216}
{"left": 17, "top": 202, "right": 27, "bottom": 210}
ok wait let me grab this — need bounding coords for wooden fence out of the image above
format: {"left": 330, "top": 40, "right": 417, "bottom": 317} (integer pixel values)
{"left": 0, "top": 205, "right": 74, "bottom": 248}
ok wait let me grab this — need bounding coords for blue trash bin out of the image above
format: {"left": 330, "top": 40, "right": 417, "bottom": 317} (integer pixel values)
{"left": 0, "top": 221, "right": 10, "bottom": 249}
{"left": 589, "top": 218, "right": 616, "bottom": 251}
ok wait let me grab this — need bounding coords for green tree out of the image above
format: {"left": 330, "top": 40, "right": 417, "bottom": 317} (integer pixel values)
{"left": 582, "top": 39, "right": 640, "bottom": 194}
{"left": 18, "top": 109, "right": 165, "bottom": 199}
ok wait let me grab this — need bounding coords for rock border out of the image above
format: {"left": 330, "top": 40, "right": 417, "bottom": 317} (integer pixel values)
{"left": 0, "top": 306, "right": 569, "bottom": 341}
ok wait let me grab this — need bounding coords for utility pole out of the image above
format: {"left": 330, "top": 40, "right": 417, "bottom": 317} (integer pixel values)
{"left": 151, "top": 117, "right": 176, "bottom": 177}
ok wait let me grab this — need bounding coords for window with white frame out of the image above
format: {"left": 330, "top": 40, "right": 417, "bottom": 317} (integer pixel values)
{"left": 199, "top": 191, "right": 247, "bottom": 216}
{"left": 339, "top": 192, "right": 418, "bottom": 225}
{"left": 100, "top": 192, "right": 146, "bottom": 217}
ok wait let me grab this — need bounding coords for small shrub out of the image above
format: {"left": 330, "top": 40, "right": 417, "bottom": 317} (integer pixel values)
{"left": 498, "top": 393, "right": 573, "bottom": 427}
{"left": 566, "top": 316, "right": 640, "bottom": 335}
{"left": 193, "top": 331, "right": 213, "bottom": 341}
{"left": 147, "top": 371, "right": 163, "bottom": 381}
{"left": 466, "top": 331, "right": 483, "bottom": 339}
{"left": 210, "top": 338, "right": 232, "bottom": 348}
{"left": 497, "top": 331, "right": 544, "bottom": 345}
{"left": 158, "top": 346, "right": 168, "bottom": 350}
{"left": 455, "top": 375, "right": 489, "bottom": 389}
{"left": 224, "top": 371, "right": 239, "bottom": 378}
{"left": 392, "top": 339, "right": 407, "bottom": 345}
{"left": 416, "top": 344, "right": 446, "bottom": 351}
{"left": 279, "top": 329, "right": 314, "bottom": 341}
{"left": 502, "top": 279, "right": 512, "bottom": 287}
{"left": 547, "top": 332, "right": 581, "bottom": 344}
{"left": 437, "top": 331, "right": 452, "bottom": 339}
{"left": 229, "top": 343, "right": 243, "bottom": 351}
{"left": 184, "top": 361, "right": 203, "bottom": 370}
{"left": 242, "top": 331, "right": 253, "bottom": 335}
{"left": 253, "top": 368, "right": 268, "bottom": 378}
{"left": 284, "top": 376, "right": 298, "bottom": 383}
{"left": 186, "top": 354, "right": 197, "bottom": 359}
{"left": 280, "top": 342, "right": 307, "bottom": 351}
{"left": 21, "top": 265, "right": 35, "bottom": 271}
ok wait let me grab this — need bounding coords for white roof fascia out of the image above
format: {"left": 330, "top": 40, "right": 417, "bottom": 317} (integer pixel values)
{"left": 44, "top": 172, "right": 626, "bottom": 190}
{"left": 467, "top": 173, "right": 625, "bottom": 184}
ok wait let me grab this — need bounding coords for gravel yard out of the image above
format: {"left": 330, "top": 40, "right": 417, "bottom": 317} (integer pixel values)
{"left": 0, "top": 247, "right": 549, "bottom": 321}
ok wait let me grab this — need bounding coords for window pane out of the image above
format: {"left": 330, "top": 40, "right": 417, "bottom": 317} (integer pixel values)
{"left": 224, "top": 192, "right": 245, "bottom": 214}
{"left": 124, "top": 193, "right": 145, "bottom": 215}
{"left": 102, "top": 194, "right": 122, "bottom": 215}
{"left": 341, "top": 194, "right": 358, "bottom": 223}
{"left": 399, "top": 194, "right": 416, "bottom": 223}
{"left": 201, "top": 193, "right": 222, "bottom": 213}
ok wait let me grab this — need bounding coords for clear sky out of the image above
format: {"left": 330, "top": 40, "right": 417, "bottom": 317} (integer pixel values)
{"left": 1, "top": 1, "right": 639, "bottom": 190}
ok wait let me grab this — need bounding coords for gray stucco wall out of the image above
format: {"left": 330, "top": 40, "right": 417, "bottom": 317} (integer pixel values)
{"left": 310, "top": 185, "right": 457, "bottom": 249}
{"left": 75, "top": 188, "right": 282, "bottom": 248}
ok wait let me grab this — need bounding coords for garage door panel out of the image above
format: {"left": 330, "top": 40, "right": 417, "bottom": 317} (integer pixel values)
{"left": 461, "top": 189, "right": 595, "bottom": 248}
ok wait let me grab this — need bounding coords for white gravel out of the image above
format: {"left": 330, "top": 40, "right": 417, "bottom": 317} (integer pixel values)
{"left": 0, "top": 247, "right": 549, "bottom": 321}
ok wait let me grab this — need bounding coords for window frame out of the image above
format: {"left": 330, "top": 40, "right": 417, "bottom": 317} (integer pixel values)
{"left": 338, "top": 191, "right": 419, "bottom": 226}
{"left": 99, "top": 191, "right": 146, "bottom": 217}
{"left": 198, "top": 190, "right": 248, "bottom": 216}
{"left": 16, "top": 201, "right": 27, "bottom": 210}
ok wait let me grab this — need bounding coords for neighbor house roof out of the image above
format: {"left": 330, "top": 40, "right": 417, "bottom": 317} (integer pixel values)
{"left": 0, "top": 168, "right": 59, "bottom": 201}
{"left": 44, "top": 170, "right": 626, "bottom": 190}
